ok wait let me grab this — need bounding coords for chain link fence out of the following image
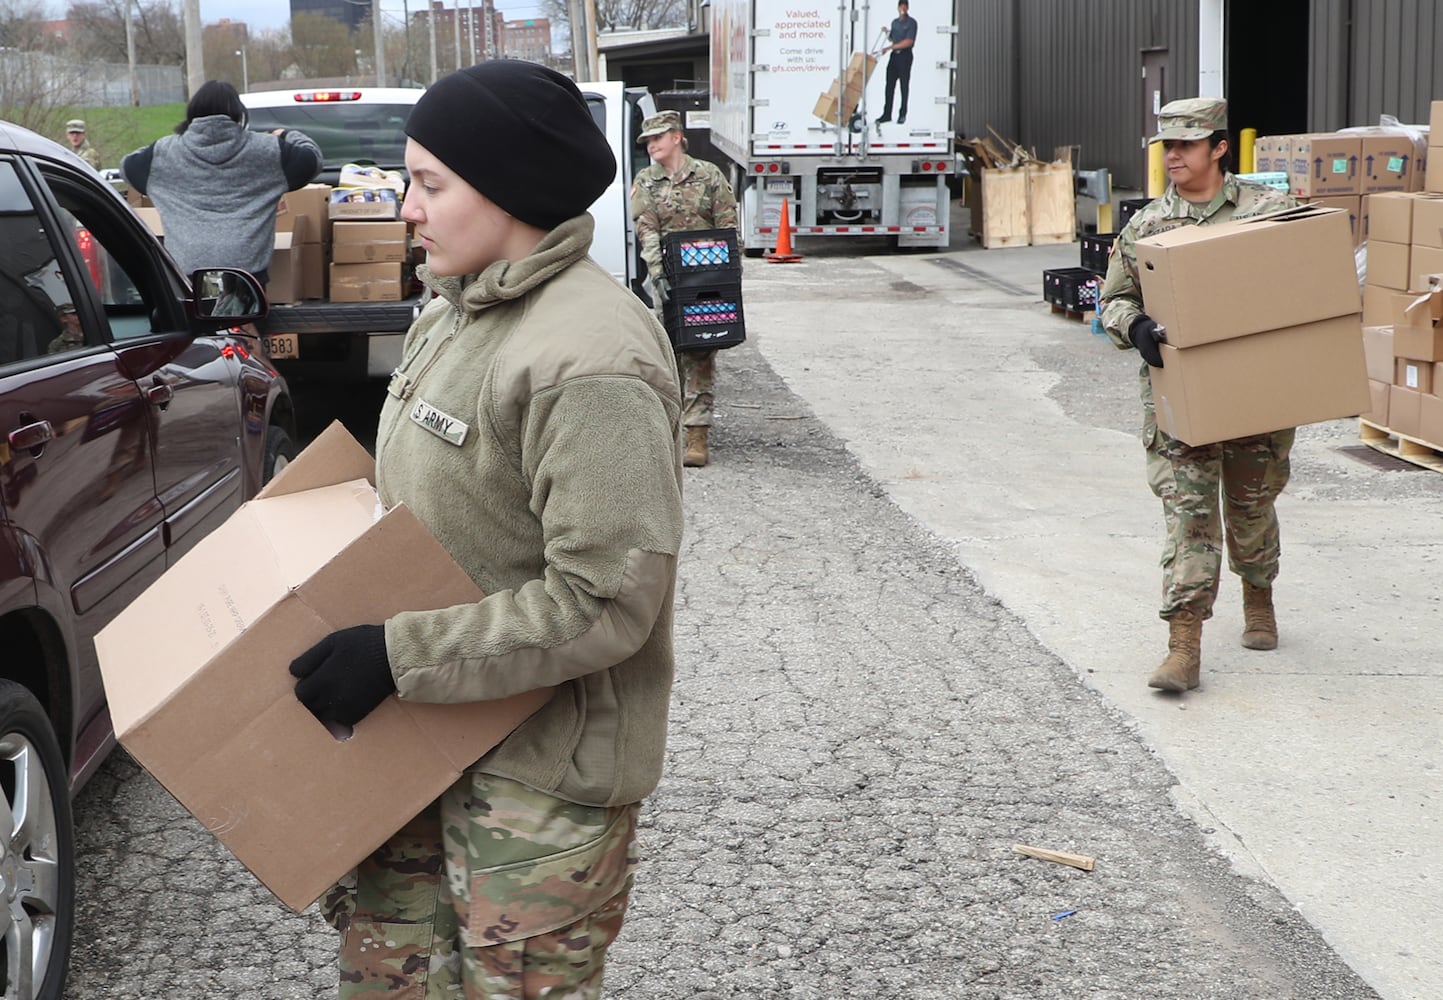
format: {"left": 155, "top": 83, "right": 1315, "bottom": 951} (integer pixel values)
{"left": 0, "top": 49, "right": 185, "bottom": 108}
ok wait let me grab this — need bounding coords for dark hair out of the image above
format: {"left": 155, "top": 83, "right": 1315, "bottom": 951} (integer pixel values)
{"left": 177, "top": 80, "right": 246, "bottom": 134}
{"left": 1208, "top": 129, "right": 1232, "bottom": 174}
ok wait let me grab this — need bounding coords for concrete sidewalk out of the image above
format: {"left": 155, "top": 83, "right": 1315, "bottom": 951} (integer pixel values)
{"left": 740, "top": 234, "right": 1443, "bottom": 999}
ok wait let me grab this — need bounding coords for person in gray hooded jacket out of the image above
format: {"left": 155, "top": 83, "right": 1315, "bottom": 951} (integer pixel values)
{"left": 121, "top": 80, "right": 321, "bottom": 283}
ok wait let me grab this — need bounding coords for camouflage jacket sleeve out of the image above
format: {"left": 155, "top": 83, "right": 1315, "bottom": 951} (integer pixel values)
{"left": 706, "top": 163, "right": 739, "bottom": 231}
{"left": 630, "top": 169, "right": 665, "bottom": 277}
{"left": 1098, "top": 223, "right": 1145, "bottom": 350}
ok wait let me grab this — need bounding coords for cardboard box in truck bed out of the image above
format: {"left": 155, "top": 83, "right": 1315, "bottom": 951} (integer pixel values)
{"left": 94, "top": 421, "right": 552, "bottom": 912}
{"left": 1134, "top": 205, "right": 1360, "bottom": 347}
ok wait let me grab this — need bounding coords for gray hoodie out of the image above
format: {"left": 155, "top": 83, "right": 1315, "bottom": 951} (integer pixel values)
{"left": 121, "top": 115, "right": 321, "bottom": 278}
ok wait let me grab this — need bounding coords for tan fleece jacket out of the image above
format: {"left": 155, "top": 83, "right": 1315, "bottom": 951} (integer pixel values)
{"left": 374, "top": 214, "right": 684, "bottom": 807}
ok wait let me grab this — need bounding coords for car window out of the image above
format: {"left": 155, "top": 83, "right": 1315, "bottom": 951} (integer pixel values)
{"left": 0, "top": 160, "right": 82, "bottom": 363}
{"left": 39, "top": 168, "right": 164, "bottom": 341}
{"left": 245, "top": 103, "right": 416, "bottom": 167}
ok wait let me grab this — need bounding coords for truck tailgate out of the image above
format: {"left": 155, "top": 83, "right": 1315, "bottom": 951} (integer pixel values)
{"left": 256, "top": 293, "right": 427, "bottom": 335}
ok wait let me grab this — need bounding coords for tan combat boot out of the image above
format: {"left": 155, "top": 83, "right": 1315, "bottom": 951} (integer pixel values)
{"left": 1241, "top": 580, "right": 1278, "bottom": 650}
{"left": 683, "top": 426, "right": 709, "bottom": 467}
{"left": 1148, "top": 609, "right": 1202, "bottom": 691}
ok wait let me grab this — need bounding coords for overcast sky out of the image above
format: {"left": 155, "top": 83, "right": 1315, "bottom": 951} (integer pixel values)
{"left": 200, "top": 0, "right": 551, "bottom": 33}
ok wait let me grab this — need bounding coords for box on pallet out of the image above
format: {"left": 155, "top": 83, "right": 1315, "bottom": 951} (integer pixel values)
{"left": 93, "top": 422, "right": 551, "bottom": 912}
{"left": 1290, "top": 134, "right": 1360, "bottom": 197}
{"left": 1364, "top": 378, "right": 1390, "bottom": 426}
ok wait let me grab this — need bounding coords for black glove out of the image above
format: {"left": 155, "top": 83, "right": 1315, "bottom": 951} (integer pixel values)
{"left": 1129, "top": 314, "right": 1165, "bottom": 368}
{"left": 290, "top": 624, "right": 395, "bottom": 727}
{"left": 652, "top": 276, "right": 670, "bottom": 307}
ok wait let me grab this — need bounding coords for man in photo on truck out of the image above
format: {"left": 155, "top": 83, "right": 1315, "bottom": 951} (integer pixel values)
{"left": 1097, "top": 97, "right": 1297, "bottom": 693}
{"left": 875, "top": 0, "right": 917, "bottom": 125}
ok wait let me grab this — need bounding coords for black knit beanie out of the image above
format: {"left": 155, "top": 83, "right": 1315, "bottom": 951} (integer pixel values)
{"left": 405, "top": 62, "right": 616, "bottom": 230}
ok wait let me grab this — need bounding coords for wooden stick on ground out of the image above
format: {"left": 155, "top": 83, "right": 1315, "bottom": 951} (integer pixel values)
{"left": 1012, "top": 844, "right": 1096, "bottom": 871}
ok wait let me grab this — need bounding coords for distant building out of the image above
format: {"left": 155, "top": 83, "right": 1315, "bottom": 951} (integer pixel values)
{"left": 502, "top": 18, "right": 551, "bottom": 63}
{"left": 205, "top": 18, "right": 249, "bottom": 49}
{"left": 290, "top": 0, "right": 368, "bottom": 32}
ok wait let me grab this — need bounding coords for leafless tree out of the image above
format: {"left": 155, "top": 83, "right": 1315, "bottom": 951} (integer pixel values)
{"left": 66, "top": 0, "right": 185, "bottom": 66}
{"left": 540, "top": 0, "right": 687, "bottom": 37}
{"left": 289, "top": 12, "right": 362, "bottom": 79}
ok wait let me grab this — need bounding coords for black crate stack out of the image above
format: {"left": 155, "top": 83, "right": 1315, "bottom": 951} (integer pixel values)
{"left": 661, "top": 229, "right": 747, "bottom": 352}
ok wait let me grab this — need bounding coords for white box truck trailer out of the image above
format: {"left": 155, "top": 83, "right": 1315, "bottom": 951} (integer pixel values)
{"left": 710, "top": 0, "right": 957, "bottom": 252}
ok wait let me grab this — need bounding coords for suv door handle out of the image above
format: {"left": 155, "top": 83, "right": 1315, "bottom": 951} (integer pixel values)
{"left": 8, "top": 414, "right": 54, "bottom": 454}
{"left": 144, "top": 378, "right": 173, "bottom": 409}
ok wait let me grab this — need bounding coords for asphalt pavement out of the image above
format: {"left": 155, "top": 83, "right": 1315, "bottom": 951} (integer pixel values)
{"left": 64, "top": 210, "right": 1439, "bottom": 999}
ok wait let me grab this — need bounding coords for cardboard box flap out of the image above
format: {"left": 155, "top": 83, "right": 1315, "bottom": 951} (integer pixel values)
{"left": 257, "top": 419, "right": 375, "bottom": 499}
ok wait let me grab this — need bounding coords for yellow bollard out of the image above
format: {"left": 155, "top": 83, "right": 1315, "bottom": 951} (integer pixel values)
{"left": 1147, "top": 140, "right": 1166, "bottom": 197}
{"left": 1239, "top": 127, "right": 1257, "bottom": 174}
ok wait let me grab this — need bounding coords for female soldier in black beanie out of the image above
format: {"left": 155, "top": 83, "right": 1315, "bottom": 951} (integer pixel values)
{"left": 289, "top": 61, "right": 684, "bottom": 998}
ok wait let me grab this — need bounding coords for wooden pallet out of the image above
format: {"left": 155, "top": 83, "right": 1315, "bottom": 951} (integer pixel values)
{"left": 1359, "top": 418, "right": 1443, "bottom": 472}
{"left": 1030, "top": 232, "right": 1077, "bottom": 246}
{"left": 1048, "top": 303, "right": 1093, "bottom": 322}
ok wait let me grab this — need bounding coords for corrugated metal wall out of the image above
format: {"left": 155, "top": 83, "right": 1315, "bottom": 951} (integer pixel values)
{"left": 1331, "top": 0, "right": 1443, "bottom": 128}
{"left": 956, "top": 0, "right": 1197, "bottom": 189}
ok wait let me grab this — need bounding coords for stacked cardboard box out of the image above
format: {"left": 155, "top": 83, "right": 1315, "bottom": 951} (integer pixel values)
{"left": 1257, "top": 126, "right": 1426, "bottom": 251}
{"left": 329, "top": 220, "right": 410, "bottom": 302}
{"left": 1135, "top": 205, "right": 1369, "bottom": 445}
{"left": 1364, "top": 287, "right": 1443, "bottom": 444}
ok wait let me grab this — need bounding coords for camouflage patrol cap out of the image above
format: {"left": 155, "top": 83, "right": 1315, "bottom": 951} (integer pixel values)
{"left": 637, "top": 109, "right": 682, "bottom": 143}
{"left": 1150, "top": 98, "right": 1227, "bottom": 143}
{"left": 65, "top": 119, "right": 86, "bottom": 133}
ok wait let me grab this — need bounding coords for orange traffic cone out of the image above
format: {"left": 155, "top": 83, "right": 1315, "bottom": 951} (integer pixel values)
{"left": 765, "top": 197, "right": 803, "bottom": 262}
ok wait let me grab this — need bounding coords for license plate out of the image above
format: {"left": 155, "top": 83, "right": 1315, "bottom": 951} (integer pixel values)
{"left": 263, "top": 334, "right": 299, "bottom": 359}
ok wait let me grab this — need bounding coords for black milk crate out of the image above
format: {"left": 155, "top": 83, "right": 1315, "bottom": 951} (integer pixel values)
{"left": 663, "top": 283, "right": 747, "bottom": 352}
{"left": 1042, "top": 267, "right": 1100, "bottom": 314}
{"left": 1080, "top": 231, "right": 1119, "bottom": 274}
{"left": 661, "top": 229, "right": 742, "bottom": 286}
{"left": 1118, "top": 197, "right": 1153, "bottom": 230}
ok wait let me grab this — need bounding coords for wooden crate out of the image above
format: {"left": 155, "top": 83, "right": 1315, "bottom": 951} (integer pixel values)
{"left": 979, "top": 168, "right": 1029, "bottom": 248}
{"left": 1028, "top": 161, "right": 1077, "bottom": 245}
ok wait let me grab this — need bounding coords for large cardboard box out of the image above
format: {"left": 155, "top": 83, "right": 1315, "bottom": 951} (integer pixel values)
{"left": 1390, "top": 384, "right": 1423, "bottom": 437}
{"left": 1410, "top": 245, "right": 1443, "bottom": 291}
{"left": 1149, "top": 314, "right": 1370, "bottom": 446}
{"left": 265, "top": 230, "right": 302, "bottom": 305}
{"left": 1363, "top": 325, "right": 1395, "bottom": 383}
{"left": 1364, "top": 284, "right": 1413, "bottom": 325}
{"left": 1367, "top": 191, "right": 1419, "bottom": 243}
{"left": 1394, "top": 290, "right": 1443, "bottom": 359}
{"left": 1366, "top": 239, "right": 1411, "bottom": 290}
{"left": 93, "top": 423, "right": 551, "bottom": 911}
{"left": 1410, "top": 195, "right": 1443, "bottom": 248}
{"left": 134, "top": 206, "right": 164, "bottom": 238}
{"left": 1364, "top": 378, "right": 1390, "bottom": 426}
{"left": 278, "top": 184, "right": 333, "bottom": 242}
{"left": 1358, "top": 132, "right": 1419, "bottom": 193}
{"left": 1290, "top": 134, "right": 1361, "bottom": 197}
{"left": 1135, "top": 206, "right": 1359, "bottom": 347}
{"left": 1253, "top": 135, "right": 1290, "bottom": 174}
{"left": 1395, "top": 357, "right": 1434, "bottom": 393}
{"left": 330, "top": 261, "right": 406, "bottom": 302}
{"left": 1420, "top": 391, "right": 1443, "bottom": 445}
{"left": 299, "top": 242, "right": 326, "bottom": 300}
{"left": 332, "top": 221, "right": 409, "bottom": 263}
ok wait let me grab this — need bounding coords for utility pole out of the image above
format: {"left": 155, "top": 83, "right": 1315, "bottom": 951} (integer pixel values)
{"left": 235, "top": 47, "right": 248, "bottom": 92}
{"left": 124, "top": 0, "right": 138, "bottom": 106}
{"left": 584, "top": 0, "right": 599, "bottom": 81}
{"left": 567, "top": 0, "right": 591, "bottom": 80}
{"left": 372, "top": 0, "right": 386, "bottom": 84}
{"left": 182, "top": 0, "right": 204, "bottom": 94}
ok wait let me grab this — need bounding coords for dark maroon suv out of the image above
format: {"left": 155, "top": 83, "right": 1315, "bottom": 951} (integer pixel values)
{"left": 0, "top": 120, "right": 295, "bottom": 999}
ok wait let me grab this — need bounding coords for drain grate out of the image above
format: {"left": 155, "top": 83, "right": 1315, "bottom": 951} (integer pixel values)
{"left": 1335, "top": 444, "right": 1424, "bottom": 472}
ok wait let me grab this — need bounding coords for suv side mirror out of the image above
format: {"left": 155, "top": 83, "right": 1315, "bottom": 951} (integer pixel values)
{"left": 192, "top": 267, "right": 268, "bottom": 323}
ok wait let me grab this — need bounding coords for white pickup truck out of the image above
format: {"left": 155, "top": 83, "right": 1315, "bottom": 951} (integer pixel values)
{"left": 241, "top": 81, "right": 656, "bottom": 383}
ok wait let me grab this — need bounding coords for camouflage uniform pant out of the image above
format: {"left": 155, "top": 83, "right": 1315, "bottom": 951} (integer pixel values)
{"left": 322, "top": 772, "right": 639, "bottom": 999}
{"left": 1141, "top": 376, "right": 1293, "bottom": 620}
{"left": 678, "top": 349, "right": 715, "bottom": 428}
